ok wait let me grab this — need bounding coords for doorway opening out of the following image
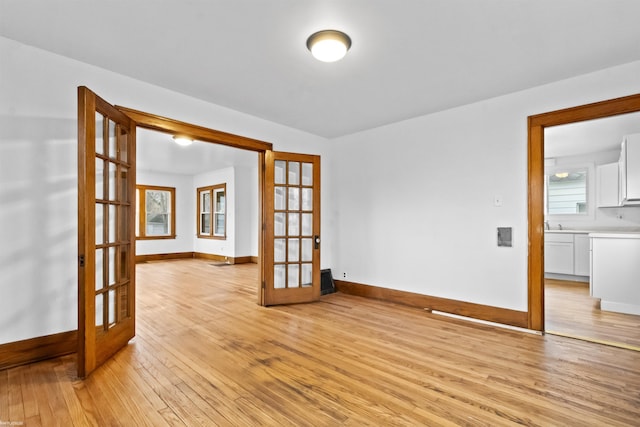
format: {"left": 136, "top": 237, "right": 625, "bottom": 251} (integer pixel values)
{"left": 118, "top": 105, "right": 271, "bottom": 302}
{"left": 542, "top": 113, "right": 640, "bottom": 350}
{"left": 527, "top": 93, "right": 640, "bottom": 347}
{"left": 135, "top": 127, "right": 259, "bottom": 261}
{"left": 78, "top": 87, "right": 322, "bottom": 377}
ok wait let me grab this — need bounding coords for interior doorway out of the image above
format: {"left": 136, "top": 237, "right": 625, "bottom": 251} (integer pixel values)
{"left": 117, "top": 105, "right": 322, "bottom": 307}
{"left": 542, "top": 113, "right": 640, "bottom": 349}
{"left": 78, "top": 87, "right": 322, "bottom": 377}
{"left": 527, "top": 93, "right": 640, "bottom": 335}
{"left": 135, "top": 127, "right": 259, "bottom": 265}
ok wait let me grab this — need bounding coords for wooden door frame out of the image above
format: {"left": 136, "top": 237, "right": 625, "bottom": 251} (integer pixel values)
{"left": 115, "top": 106, "right": 273, "bottom": 305}
{"left": 527, "top": 93, "right": 640, "bottom": 331}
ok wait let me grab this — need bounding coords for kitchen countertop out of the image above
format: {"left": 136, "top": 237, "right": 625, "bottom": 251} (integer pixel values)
{"left": 544, "top": 230, "right": 592, "bottom": 234}
{"left": 589, "top": 231, "right": 640, "bottom": 238}
{"left": 545, "top": 229, "right": 640, "bottom": 237}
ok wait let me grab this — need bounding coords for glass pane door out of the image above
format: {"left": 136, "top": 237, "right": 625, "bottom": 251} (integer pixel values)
{"left": 78, "top": 86, "right": 136, "bottom": 378}
{"left": 94, "top": 113, "right": 133, "bottom": 330}
{"left": 264, "top": 151, "right": 320, "bottom": 305}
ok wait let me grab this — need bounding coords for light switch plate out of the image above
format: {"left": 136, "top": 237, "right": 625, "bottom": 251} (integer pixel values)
{"left": 493, "top": 195, "right": 503, "bottom": 207}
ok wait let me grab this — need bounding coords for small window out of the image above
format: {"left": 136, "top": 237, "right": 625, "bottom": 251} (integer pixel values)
{"left": 544, "top": 169, "right": 588, "bottom": 215}
{"left": 136, "top": 185, "right": 176, "bottom": 239}
{"left": 198, "top": 184, "right": 226, "bottom": 239}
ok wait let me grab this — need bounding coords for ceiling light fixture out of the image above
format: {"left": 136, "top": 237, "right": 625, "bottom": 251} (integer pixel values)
{"left": 555, "top": 172, "right": 569, "bottom": 178}
{"left": 173, "top": 135, "right": 194, "bottom": 147}
{"left": 306, "top": 30, "right": 352, "bottom": 62}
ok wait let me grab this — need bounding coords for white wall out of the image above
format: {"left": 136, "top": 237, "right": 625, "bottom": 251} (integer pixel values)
{"left": 234, "top": 166, "right": 259, "bottom": 257}
{"left": 136, "top": 170, "right": 195, "bottom": 255}
{"left": 328, "top": 60, "right": 640, "bottom": 312}
{"left": 0, "top": 114, "right": 77, "bottom": 344}
{"left": 138, "top": 166, "right": 259, "bottom": 259}
{"left": 0, "top": 36, "right": 329, "bottom": 345}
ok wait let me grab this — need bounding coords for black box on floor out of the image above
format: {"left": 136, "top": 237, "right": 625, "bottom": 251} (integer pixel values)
{"left": 321, "top": 269, "right": 335, "bottom": 295}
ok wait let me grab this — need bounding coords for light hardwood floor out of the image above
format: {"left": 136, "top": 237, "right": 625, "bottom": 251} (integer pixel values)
{"left": 545, "top": 278, "right": 640, "bottom": 349}
{"left": 2, "top": 259, "right": 640, "bottom": 426}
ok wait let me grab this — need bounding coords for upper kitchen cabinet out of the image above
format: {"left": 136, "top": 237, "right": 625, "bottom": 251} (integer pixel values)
{"left": 619, "top": 133, "right": 640, "bottom": 205}
{"left": 596, "top": 162, "right": 620, "bottom": 207}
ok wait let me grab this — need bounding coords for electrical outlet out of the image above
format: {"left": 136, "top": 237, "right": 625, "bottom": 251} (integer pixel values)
{"left": 343, "top": 272, "right": 347, "bottom": 278}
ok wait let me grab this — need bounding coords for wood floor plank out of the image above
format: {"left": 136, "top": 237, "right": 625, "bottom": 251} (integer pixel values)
{"left": 545, "top": 279, "right": 640, "bottom": 348}
{"left": 69, "top": 367, "right": 110, "bottom": 426}
{"left": 7, "top": 367, "right": 25, "bottom": 423}
{"left": 81, "top": 368, "right": 129, "bottom": 426}
{"left": 26, "top": 359, "right": 72, "bottom": 427}
{"left": 98, "top": 354, "right": 171, "bottom": 427}
{"left": 2, "top": 259, "right": 640, "bottom": 426}
{"left": 138, "top": 329, "right": 342, "bottom": 426}
{"left": 51, "top": 358, "right": 95, "bottom": 427}
{"left": 131, "top": 354, "right": 211, "bottom": 426}
{"left": 18, "top": 365, "right": 40, "bottom": 423}
{"left": 0, "top": 368, "right": 9, "bottom": 423}
{"left": 267, "top": 304, "right": 573, "bottom": 426}
{"left": 132, "top": 334, "right": 287, "bottom": 426}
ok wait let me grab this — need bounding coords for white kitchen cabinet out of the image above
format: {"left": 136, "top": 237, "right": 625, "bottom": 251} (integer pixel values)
{"left": 619, "top": 133, "right": 640, "bottom": 205}
{"left": 590, "top": 233, "right": 640, "bottom": 315}
{"left": 596, "top": 162, "right": 620, "bottom": 207}
{"left": 544, "top": 232, "right": 590, "bottom": 277}
{"left": 573, "top": 234, "right": 590, "bottom": 276}
{"left": 544, "top": 233, "right": 574, "bottom": 275}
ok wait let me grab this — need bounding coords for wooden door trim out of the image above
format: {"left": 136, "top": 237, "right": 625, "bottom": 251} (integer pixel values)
{"left": 115, "top": 103, "right": 275, "bottom": 308}
{"left": 77, "top": 87, "right": 91, "bottom": 376}
{"left": 527, "top": 93, "right": 640, "bottom": 331}
{"left": 258, "top": 152, "right": 266, "bottom": 305}
{"left": 116, "top": 106, "right": 273, "bottom": 152}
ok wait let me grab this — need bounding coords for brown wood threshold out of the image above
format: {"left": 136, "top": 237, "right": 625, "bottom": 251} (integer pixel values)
{"left": 335, "top": 280, "right": 529, "bottom": 329}
{"left": 0, "top": 330, "right": 77, "bottom": 371}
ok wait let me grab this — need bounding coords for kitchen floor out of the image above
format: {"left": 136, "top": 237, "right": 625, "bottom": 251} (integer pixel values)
{"left": 545, "top": 278, "right": 640, "bottom": 350}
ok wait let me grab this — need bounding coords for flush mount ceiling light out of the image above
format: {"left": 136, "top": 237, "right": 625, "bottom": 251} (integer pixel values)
{"left": 555, "top": 172, "right": 569, "bottom": 178}
{"left": 173, "top": 135, "right": 194, "bottom": 147}
{"left": 306, "top": 30, "right": 352, "bottom": 62}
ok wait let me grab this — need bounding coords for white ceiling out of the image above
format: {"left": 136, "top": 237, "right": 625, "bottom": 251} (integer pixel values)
{"left": 2, "top": 0, "right": 640, "bottom": 140}
{"left": 545, "top": 111, "right": 640, "bottom": 159}
{"left": 137, "top": 129, "right": 258, "bottom": 175}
